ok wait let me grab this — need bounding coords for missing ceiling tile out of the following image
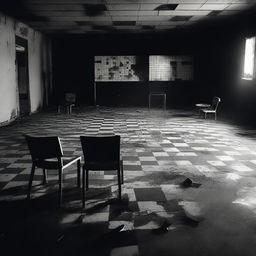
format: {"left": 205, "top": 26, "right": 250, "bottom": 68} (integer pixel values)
{"left": 207, "top": 11, "right": 222, "bottom": 16}
{"left": 170, "top": 16, "right": 192, "bottom": 22}
{"left": 113, "top": 21, "right": 136, "bottom": 26}
{"left": 83, "top": 4, "right": 107, "bottom": 16}
{"left": 142, "top": 25, "right": 155, "bottom": 30}
{"left": 155, "top": 4, "right": 178, "bottom": 11}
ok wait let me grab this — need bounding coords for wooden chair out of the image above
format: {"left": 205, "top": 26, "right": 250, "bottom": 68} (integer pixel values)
{"left": 201, "top": 96, "right": 221, "bottom": 120}
{"left": 25, "top": 135, "right": 81, "bottom": 206}
{"left": 80, "top": 135, "right": 123, "bottom": 208}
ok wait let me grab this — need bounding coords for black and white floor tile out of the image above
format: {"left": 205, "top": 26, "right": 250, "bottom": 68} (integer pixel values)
{"left": 1, "top": 107, "right": 256, "bottom": 256}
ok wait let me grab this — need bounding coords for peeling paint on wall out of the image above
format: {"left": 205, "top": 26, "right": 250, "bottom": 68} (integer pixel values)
{"left": 0, "top": 15, "right": 16, "bottom": 124}
{"left": 0, "top": 12, "right": 51, "bottom": 125}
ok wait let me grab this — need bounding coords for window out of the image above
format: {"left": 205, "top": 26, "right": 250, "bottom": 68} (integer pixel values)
{"left": 243, "top": 37, "right": 255, "bottom": 80}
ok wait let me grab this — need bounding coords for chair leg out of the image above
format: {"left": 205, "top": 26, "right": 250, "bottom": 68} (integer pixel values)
{"left": 204, "top": 112, "right": 207, "bottom": 119}
{"left": 43, "top": 168, "right": 47, "bottom": 184}
{"left": 86, "top": 169, "right": 89, "bottom": 191}
{"left": 77, "top": 159, "right": 81, "bottom": 188}
{"left": 82, "top": 166, "right": 86, "bottom": 208}
{"left": 58, "top": 168, "right": 63, "bottom": 206}
{"left": 215, "top": 112, "right": 217, "bottom": 121}
{"left": 120, "top": 160, "right": 124, "bottom": 184}
{"left": 27, "top": 164, "right": 36, "bottom": 200}
{"left": 70, "top": 104, "right": 74, "bottom": 114}
{"left": 117, "top": 168, "right": 122, "bottom": 201}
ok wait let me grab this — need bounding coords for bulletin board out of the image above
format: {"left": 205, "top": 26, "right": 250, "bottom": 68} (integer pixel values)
{"left": 94, "top": 56, "right": 146, "bottom": 81}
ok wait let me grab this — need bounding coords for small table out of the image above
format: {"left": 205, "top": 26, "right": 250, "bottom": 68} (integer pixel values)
{"left": 195, "top": 103, "right": 211, "bottom": 117}
{"left": 195, "top": 103, "right": 211, "bottom": 108}
{"left": 149, "top": 93, "right": 166, "bottom": 111}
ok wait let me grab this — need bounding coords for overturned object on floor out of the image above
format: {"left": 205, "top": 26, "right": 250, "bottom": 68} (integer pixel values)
{"left": 180, "top": 178, "right": 201, "bottom": 188}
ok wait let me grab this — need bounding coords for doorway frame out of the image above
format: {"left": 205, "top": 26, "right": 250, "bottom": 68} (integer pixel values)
{"left": 15, "top": 35, "right": 31, "bottom": 116}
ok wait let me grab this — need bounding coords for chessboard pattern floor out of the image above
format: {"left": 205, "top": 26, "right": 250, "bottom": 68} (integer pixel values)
{"left": 1, "top": 107, "right": 256, "bottom": 256}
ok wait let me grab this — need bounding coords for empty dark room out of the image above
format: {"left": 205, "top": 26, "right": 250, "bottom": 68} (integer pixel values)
{"left": 1, "top": 1, "right": 256, "bottom": 256}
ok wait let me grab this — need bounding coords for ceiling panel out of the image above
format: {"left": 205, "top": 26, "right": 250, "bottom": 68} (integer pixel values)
{"left": 155, "top": 25, "right": 177, "bottom": 29}
{"left": 109, "top": 10, "right": 139, "bottom": 16}
{"left": 138, "top": 15, "right": 174, "bottom": 21}
{"left": 159, "top": 10, "right": 212, "bottom": 15}
{"left": 226, "top": 3, "right": 253, "bottom": 10}
{"left": 137, "top": 20, "right": 161, "bottom": 25}
{"left": 200, "top": 4, "right": 229, "bottom": 10}
{"left": 30, "top": 11, "right": 88, "bottom": 16}
{"left": 0, "top": 0, "right": 255, "bottom": 34}
{"left": 176, "top": 4, "right": 203, "bottom": 10}
{"left": 139, "top": 4, "right": 162, "bottom": 10}
{"left": 189, "top": 15, "right": 206, "bottom": 21}
{"left": 231, "top": 0, "right": 253, "bottom": 2}
{"left": 219, "top": 10, "right": 239, "bottom": 14}
{"left": 168, "top": 0, "right": 207, "bottom": 3}
{"left": 111, "top": 16, "right": 138, "bottom": 21}
{"left": 25, "top": 4, "right": 85, "bottom": 11}
{"left": 114, "top": 26, "right": 140, "bottom": 29}
{"left": 206, "top": 0, "right": 232, "bottom": 2}
{"left": 137, "top": 10, "right": 159, "bottom": 15}
{"left": 108, "top": 4, "right": 140, "bottom": 10}
{"left": 106, "top": 0, "right": 168, "bottom": 3}
{"left": 24, "top": 0, "right": 104, "bottom": 3}
{"left": 160, "top": 20, "right": 186, "bottom": 25}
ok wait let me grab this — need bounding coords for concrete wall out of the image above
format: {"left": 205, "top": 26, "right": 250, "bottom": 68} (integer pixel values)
{"left": 52, "top": 34, "right": 197, "bottom": 107}
{"left": 51, "top": 11, "right": 256, "bottom": 126}
{"left": 27, "top": 32, "right": 44, "bottom": 113}
{"left": 0, "top": 15, "right": 17, "bottom": 124}
{"left": 0, "top": 13, "right": 51, "bottom": 125}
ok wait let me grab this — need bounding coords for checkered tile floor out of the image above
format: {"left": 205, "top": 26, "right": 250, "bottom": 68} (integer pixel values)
{"left": 1, "top": 107, "right": 256, "bottom": 256}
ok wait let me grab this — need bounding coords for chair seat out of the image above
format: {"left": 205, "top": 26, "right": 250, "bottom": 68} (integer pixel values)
{"left": 35, "top": 156, "right": 81, "bottom": 169}
{"left": 84, "top": 161, "right": 120, "bottom": 170}
{"left": 80, "top": 135, "right": 123, "bottom": 207}
{"left": 196, "top": 104, "right": 211, "bottom": 108}
{"left": 63, "top": 103, "right": 75, "bottom": 107}
{"left": 25, "top": 134, "right": 82, "bottom": 206}
{"left": 202, "top": 109, "right": 216, "bottom": 113}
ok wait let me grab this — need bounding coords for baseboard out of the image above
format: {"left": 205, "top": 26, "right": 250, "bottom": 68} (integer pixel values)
{"left": 30, "top": 109, "right": 39, "bottom": 115}
{"left": 0, "top": 109, "right": 41, "bottom": 127}
{"left": 0, "top": 115, "right": 17, "bottom": 127}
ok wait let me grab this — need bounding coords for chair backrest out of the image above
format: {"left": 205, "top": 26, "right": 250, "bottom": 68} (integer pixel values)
{"left": 25, "top": 135, "right": 63, "bottom": 161}
{"left": 65, "top": 93, "right": 76, "bottom": 103}
{"left": 149, "top": 83, "right": 166, "bottom": 93}
{"left": 212, "top": 97, "right": 221, "bottom": 110}
{"left": 80, "top": 135, "right": 120, "bottom": 163}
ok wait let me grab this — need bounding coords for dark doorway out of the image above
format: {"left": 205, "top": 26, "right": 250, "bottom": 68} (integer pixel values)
{"left": 16, "top": 36, "right": 30, "bottom": 115}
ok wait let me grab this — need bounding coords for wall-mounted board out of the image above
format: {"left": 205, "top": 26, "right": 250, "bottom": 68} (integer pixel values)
{"left": 95, "top": 56, "right": 147, "bottom": 82}
{"left": 149, "top": 55, "right": 193, "bottom": 81}
{"left": 95, "top": 55, "right": 193, "bottom": 82}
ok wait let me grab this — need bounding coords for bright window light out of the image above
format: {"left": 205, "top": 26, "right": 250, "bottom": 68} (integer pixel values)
{"left": 243, "top": 37, "right": 255, "bottom": 80}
